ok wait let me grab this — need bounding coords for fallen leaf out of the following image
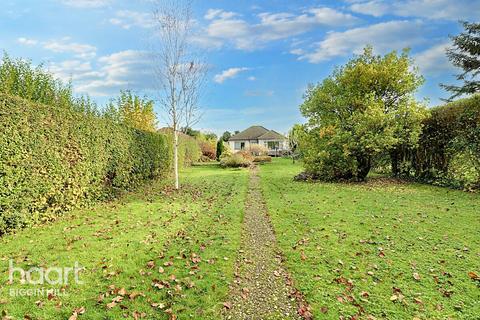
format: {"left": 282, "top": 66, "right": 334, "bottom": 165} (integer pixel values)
{"left": 129, "top": 292, "right": 144, "bottom": 300}
{"left": 151, "top": 302, "right": 165, "bottom": 309}
{"left": 132, "top": 311, "right": 146, "bottom": 320}
{"left": 468, "top": 271, "right": 479, "bottom": 281}
{"left": 34, "top": 301, "right": 44, "bottom": 308}
{"left": 223, "top": 301, "right": 232, "bottom": 310}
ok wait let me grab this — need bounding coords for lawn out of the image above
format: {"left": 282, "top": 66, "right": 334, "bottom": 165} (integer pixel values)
{"left": 1, "top": 159, "right": 479, "bottom": 320}
{"left": 260, "top": 158, "right": 480, "bottom": 319}
{"left": 0, "top": 164, "right": 248, "bottom": 320}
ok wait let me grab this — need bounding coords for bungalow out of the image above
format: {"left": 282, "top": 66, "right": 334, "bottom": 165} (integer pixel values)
{"left": 227, "top": 125, "right": 288, "bottom": 156}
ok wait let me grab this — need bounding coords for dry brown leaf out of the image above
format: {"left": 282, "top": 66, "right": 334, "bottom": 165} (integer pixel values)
{"left": 468, "top": 271, "right": 479, "bottom": 281}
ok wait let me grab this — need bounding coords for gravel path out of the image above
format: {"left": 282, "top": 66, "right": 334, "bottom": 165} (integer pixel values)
{"left": 224, "top": 167, "right": 304, "bottom": 320}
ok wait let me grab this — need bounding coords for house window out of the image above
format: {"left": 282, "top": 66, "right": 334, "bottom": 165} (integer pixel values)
{"left": 267, "top": 141, "right": 280, "bottom": 149}
{"left": 234, "top": 142, "right": 245, "bottom": 150}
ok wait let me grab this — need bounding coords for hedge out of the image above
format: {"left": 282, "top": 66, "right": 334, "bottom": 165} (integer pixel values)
{"left": 414, "top": 95, "right": 480, "bottom": 190}
{"left": 159, "top": 129, "right": 202, "bottom": 167}
{"left": 0, "top": 93, "right": 172, "bottom": 235}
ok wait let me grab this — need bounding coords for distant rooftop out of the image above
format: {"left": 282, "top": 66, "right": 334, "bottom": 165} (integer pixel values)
{"left": 229, "top": 126, "right": 286, "bottom": 141}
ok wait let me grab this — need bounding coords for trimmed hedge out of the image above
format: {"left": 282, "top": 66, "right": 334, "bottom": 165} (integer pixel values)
{"left": 414, "top": 95, "right": 480, "bottom": 190}
{"left": 253, "top": 155, "right": 272, "bottom": 163}
{"left": 159, "top": 129, "right": 202, "bottom": 167}
{"left": 0, "top": 93, "right": 171, "bottom": 235}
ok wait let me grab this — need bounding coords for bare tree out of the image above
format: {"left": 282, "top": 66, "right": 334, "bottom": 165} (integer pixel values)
{"left": 153, "top": 0, "right": 205, "bottom": 189}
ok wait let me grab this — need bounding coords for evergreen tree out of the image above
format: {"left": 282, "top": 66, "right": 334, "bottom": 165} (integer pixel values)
{"left": 442, "top": 21, "right": 480, "bottom": 100}
{"left": 216, "top": 139, "right": 224, "bottom": 160}
{"left": 221, "top": 131, "right": 231, "bottom": 141}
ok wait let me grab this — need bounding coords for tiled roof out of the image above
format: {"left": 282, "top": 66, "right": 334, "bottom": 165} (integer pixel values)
{"left": 228, "top": 126, "right": 270, "bottom": 140}
{"left": 258, "top": 130, "right": 286, "bottom": 140}
{"left": 229, "top": 126, "right": 286, "bottom": 141}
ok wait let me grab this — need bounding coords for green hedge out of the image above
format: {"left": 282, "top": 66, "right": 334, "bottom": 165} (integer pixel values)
{"left": 159, "top": 129, "right": 202, "bottom": 167}
{"left": 0, "top": 93, "right": 171, "bottom": 235}
{"left": 415, "top": 95, "right": 480, "bottom": 190}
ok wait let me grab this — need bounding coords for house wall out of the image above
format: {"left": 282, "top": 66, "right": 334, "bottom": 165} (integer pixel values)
{"left": 229, "top": 139, "right": 288, "bottom": 152}
{"left": 228, "top": 140, "right": 258, "bottom": 151}
{"left": 258, "top": 139, "right": 287, "bottom": 150}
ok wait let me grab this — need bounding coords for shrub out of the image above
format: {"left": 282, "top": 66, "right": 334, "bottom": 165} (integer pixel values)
{"left": 236, "top": 150, "right": 254, "bottom": 162}
{"left": 0, "top": 93, "right": 171, "bottom": 235}
{"left": 220, "top": 153, "right": 252, "bottom": 168}
{"left": 300, "top": 126, "right": 357, "bottom": 181}
{"left": 200, "top": 141, "right": 216, "bottom": 160}
{"left": 414, "top": 95, "right": 480, "bottom": 190}
{"left": 253, "top": 156, "right": 272, "bottom": 163}
{"left": 245, "top": 144, "right": 268, "bottom": 156}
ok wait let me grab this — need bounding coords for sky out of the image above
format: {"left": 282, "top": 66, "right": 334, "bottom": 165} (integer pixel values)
{"left": 1, "top": 0, "right": 479, "bottom": 135}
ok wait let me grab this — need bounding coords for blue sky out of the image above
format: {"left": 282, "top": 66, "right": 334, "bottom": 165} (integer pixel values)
{"left": 1, "top": 0, "right": 479, "bottom": 135}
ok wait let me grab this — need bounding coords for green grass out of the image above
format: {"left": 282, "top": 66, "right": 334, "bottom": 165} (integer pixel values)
{"left": 1, "top": 159, "right": 479, "bottom": 319}
{"left": 259, "top": 158, "right": 480, "bottom": 319}
{"left": 0, "top": 164, "right": 248, "bottom": 319}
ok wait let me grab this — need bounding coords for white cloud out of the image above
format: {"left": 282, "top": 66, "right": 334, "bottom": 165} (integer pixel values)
{"left": 77, "top": 50, "right": 154, "bottom": 96}
{"left": 17, "top": 37, "right": 38, "bottom": 46}
{"left": 47, "top": 60, "right": 99, "bottom": 82}
{"left": 204, "top": 9, "right": 237, "bottom": 20}
{"left": 290, "top": 48, "right": 305, "bottom": 55}
{"left": 213, "top": 67, "right": 250, "bottom": 83}
{"left": 47, "top": 50, "right": 154, "bottom": 96}
{"left": 349, "top": 0, "right": 480, "bottom": 20}
{"left": 16, "top": 36, "right": 97, "bottom": 59}
{"left": 60, "top": 0, "right": 110, "bottom": 8}
{"left": 43, "top": 37, "right": 97, "bottom": 59}
{"left": 349, "top": 0, "right": 390, "bottom": 17}
{"left": 196, "top": 7, "right": 359, "bottom": 50}
{"left": 109, "top": 10, "right": 154, "bottom": 29}
{"left": 247, "top": 76, "right": 256, "bottom": 81}
{"left": 414, "top": 42, "right": 457, "bottom": 77}
{"left": 294, "top": 20, "right": 426, "bottom": 63}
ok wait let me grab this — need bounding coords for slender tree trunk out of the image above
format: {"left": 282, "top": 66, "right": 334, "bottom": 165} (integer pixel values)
{"left": 173, "top": 127, "right": 179, "bottom": 190}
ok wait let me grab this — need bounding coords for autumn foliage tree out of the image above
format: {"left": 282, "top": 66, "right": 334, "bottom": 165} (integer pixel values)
{"left": 300, "top": 47, "right": 427, "bottom": 181}
{"left": 106, "top": 90, "right": 157, "bottom": 132}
